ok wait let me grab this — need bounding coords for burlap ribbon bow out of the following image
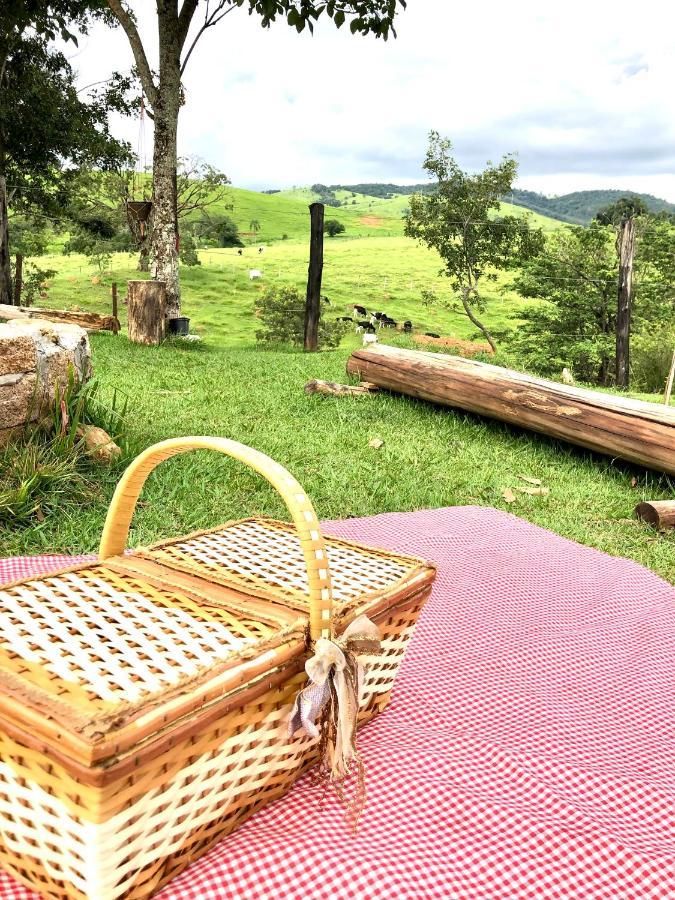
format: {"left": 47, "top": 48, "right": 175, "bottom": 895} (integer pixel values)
{"left": 289, "top": 615, "right": 381, "bottom": 819}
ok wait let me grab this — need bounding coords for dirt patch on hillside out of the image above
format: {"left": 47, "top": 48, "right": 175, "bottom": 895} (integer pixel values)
{"left": 413, "top": 334, "right": 493, "bottom": 357}
{"left": 359, "top": 215, "right": 385, "bottom": 227}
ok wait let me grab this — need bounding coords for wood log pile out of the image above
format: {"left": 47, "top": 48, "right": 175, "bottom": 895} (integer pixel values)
{"left": 0, "top": 303, "right": 119, "bottom": 333}
{"left": 346, "top": 345, "right": 675, "bottom": 477}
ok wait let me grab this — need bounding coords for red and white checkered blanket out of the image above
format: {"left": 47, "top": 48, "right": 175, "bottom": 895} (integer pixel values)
{"left": 1, "top": 506, "right": 674, "bottom": 899}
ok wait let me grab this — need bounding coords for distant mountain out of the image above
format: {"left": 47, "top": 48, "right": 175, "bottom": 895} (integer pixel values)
{"left": 505, "top": 189, "right": 675, "bottom": 225}
{"left": 331, "top": 183, "right": 675, "bottom": 225}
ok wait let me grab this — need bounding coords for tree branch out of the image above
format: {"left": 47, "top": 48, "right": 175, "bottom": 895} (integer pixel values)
{"left": 106, "top": 0, "right": 159, "bottom": 108}
{"left": 180, "top": 1, "right": 237, "bottom": 75}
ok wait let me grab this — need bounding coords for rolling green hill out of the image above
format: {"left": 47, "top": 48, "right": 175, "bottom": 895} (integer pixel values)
{"left": 217, "top": 185, "right": 561, "bottom": 244}
{"left": 328, "top": 183, "right": 675, "bottom": 226}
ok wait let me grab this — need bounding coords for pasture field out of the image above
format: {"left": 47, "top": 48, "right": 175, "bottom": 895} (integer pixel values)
{"left": 37, "top": 236, "right": 533, "bottom": 347}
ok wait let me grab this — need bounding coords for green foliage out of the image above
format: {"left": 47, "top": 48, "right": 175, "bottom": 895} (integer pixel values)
{"left": 234, "top": 0, "right": 408, "bottom": 39}
{"left": 404, "top": 131, "right": 544, "bottom": 351}
{"left": 254, "top": 285, "right": 348, "bottom": 349}
{"left": 631, "top": 327, "right": 675, "bottom": 393}
{"left": 508, "top": 223, "right": 618, "bottom": 384}
{"left": 16, "top": 262, "right": 57, "bottom": 306}
{"left": 190, "top": 215, "right": 242, "bottom": 248}
{"left": 179, "top": 233, "right": 201, "bottom": 266}
{"left": 0, "top": 363, "right": 132, "bottom": 528}
{"left": 7, "top": 215, "right": 52, "bottom": 257}
{"left": 509, "top": 216, "right": 675, "bottom": 385}
{"left": 0, "top": 436, "right": 88, "bottom": 526}
{"left": 324, "top": 219, "right": 346, "bottom": 237}
{"left": 595, "top": 196, "right": 649, "bottom": 225}
{"left": 312, "top": 184, "right": 341, "bottom": 207}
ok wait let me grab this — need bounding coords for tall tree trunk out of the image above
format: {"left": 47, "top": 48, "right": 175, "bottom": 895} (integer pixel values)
{"left": 615, "top": 216, "right": 636, "bottom": 389}
{"left": 151, "top": 30, "right": 181, "bottom": 319}
{"left": 0, "top": 174, "right": 12, "bottom": 306}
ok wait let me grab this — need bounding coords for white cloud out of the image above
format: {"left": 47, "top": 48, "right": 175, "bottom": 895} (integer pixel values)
{"left": 71, "top": 0, "right": 675, "bottom": 200}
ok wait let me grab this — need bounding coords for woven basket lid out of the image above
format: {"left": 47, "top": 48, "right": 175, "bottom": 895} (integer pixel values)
{"left": 141, "top": 518, "right": 436, "bottom": 616}
{"left": 0, "top": 557, "right": 305, "bottom": 769}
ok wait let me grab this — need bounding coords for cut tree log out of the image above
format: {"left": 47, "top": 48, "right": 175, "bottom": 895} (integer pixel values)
{"left": 0, "top": 303, "right": 120, "bottom": 332}
{"left": 127, "top": 280, "right": 166, "bottom": 345}
{"left": 346, "top": 345, "right": 675, "bottom": 476}
{"left": 635, "top": 501, "right": 675, "bottom": 529}
{"left": 305, "top": 379, "right": 378, "bottom": 396}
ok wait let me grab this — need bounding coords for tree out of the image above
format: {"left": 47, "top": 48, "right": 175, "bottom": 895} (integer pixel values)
{"left": 509, "top": 218, "right": 675, "bottom": 386}
{"left": 249, "top": 219, "right": 261, "bottom": 237}
{"left": 324, "top": 219, "right": 345, "bottom": 237}
{"left": 105, "top": 0, "right": 408, "bottom": 319}
{"left": 509, "top": 223, "right": 618, "bottom": 384}
{"left": 404, "top": 132, "right": 544, "bottom": 352}
{"left": 595, "top": 196, "right": 649, "bottom": 388}
{"left": 0, "top": 2, "right": 131, "bottom": 304}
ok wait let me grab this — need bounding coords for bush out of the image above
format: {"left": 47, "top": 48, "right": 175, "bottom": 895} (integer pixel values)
{"left": 324, "top": 219, "right": 345, "bottom": 237}
{"left": 254, "top": 286, "right": 349, "bottom": 349}
{"left": 631, "top": 327, "right": 675, "bottom": 393}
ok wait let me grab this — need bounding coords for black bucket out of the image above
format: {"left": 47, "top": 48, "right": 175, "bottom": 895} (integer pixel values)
{"left": 168, "top": 316, "right": 190, "bottom": 336}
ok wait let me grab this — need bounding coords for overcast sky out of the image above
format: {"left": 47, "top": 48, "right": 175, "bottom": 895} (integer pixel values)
{"left": 70, "top": 0, "right": 675, "bottom": 200}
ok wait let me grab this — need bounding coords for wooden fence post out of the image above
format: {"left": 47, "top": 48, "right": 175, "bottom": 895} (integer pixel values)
{"left": 127, "top": 280, "right": 166, "bottom": 345}
{"left": 304, "top": 202, "right": 324, "bottom": 352}
{"left": 13, "top": 253, "right": 23, "bottom": 306}
{"left": 616, "top": 216, "right": 636, "bottom": 389}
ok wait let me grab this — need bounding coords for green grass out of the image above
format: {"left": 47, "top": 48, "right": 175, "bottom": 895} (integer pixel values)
{"left": 2, "top": 334, "right": 673, "bottom": 583}
{"left": 3, "top": 189, "right": 673, "bottom": 581}
{"left": 35, "top": 235, "right": 535, "bottom": 348}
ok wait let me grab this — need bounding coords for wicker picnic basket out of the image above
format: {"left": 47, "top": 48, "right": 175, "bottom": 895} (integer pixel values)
{"left": 0, "top": 437, "right": 436, "bottom": 900}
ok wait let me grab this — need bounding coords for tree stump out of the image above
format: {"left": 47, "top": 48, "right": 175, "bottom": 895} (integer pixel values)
{"left": 127, "top": 280, "right": 166, "bottom": 345}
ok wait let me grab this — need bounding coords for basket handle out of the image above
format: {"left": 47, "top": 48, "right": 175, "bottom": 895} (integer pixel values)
{"left": 98, "top": 436, "right": 333, "bottom": 641}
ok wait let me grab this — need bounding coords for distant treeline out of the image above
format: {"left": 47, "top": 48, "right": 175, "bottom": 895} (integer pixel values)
{"left": 330, "top": 183, "right": 675, "bottom": 224}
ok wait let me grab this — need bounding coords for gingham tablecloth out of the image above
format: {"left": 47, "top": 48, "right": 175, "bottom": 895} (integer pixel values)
{"left": 1, "top": 506, "right": 674, "bottom": 899}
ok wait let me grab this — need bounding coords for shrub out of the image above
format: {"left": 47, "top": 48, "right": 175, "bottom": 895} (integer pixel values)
{"left": 254, "top": 286, "right": 349, "bottom": 349}
{"left": 631, "top": 327, "right": 675, "bottom": 393}
{"left": 324, "top": 219, "right": 345, "bottom": 238}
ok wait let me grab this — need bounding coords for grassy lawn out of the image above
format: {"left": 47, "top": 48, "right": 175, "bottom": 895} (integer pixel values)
{"left": 2, "top": 331, "right": 673, "bottom": 583}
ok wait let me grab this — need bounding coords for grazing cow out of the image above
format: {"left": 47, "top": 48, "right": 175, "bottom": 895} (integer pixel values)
{"left": 561, "top": 367, "right": 575, "bottom": 385}
{"left": 355, "top": 320, "right": 375, "bottom": 333}
{"left": 381, "top": 318, "right": 397, "bottom": 329}
{"left": 403, "top": 320, "right": 413, "bottom": 333}
{"left": 363, "top": 332, "right": 378, "bottom": 347}
{"left": 249, "top": 269, "right": 262, "bottom": 280}
{"left": 424, "top": 332, "right": 441, "bottom": 338}
{"left": 336, "top": 316, "right": 352, "bottom": 322}
{"left": 258, "top": 246, "right": 265, "bottom": 254}
{"left": 353, "top": 304, "right": 367, "bottom": 318}
{"left": 237, "top": 249, "right": 243, "bottom": 256}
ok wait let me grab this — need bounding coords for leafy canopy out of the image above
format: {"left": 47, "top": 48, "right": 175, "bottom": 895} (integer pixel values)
{"left": 404, "top": 131, "right": 544, "bottom": 350}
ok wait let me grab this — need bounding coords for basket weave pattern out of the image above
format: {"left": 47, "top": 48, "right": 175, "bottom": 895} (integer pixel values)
{"left": 0, "top": 438, "right": 436, "bottom": 900}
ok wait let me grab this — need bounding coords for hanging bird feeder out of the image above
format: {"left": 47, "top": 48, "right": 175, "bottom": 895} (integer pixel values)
{"left": 126, "top": 200, "right": 153, "bottom": 237}
{"left": 127, "top": 95, "right": 152, "bottom": 238}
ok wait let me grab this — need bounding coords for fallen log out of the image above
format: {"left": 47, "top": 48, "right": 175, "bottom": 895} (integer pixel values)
{"left": 0, "top": 303, "right": 120, "bottom": 333}
{"left": 346, "top": 345, "right": 675, "bottom": 476}
{"left": 305, "top": 379, "right": 378, "bottom": 396}
{"left": 635, "top": 501, "right": 675, "bottom": 529}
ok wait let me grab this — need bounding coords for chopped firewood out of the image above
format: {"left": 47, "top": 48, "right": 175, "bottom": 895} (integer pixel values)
{"left": 304, "top": 379, "right": 378, "bottom": 396}
{"left": 635, "top": 500, "right": 675, "bottom": 530}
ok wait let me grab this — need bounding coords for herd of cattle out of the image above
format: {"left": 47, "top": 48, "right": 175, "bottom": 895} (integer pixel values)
{"left": 337, "top": 304, "right": 440, "bottom": 342}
